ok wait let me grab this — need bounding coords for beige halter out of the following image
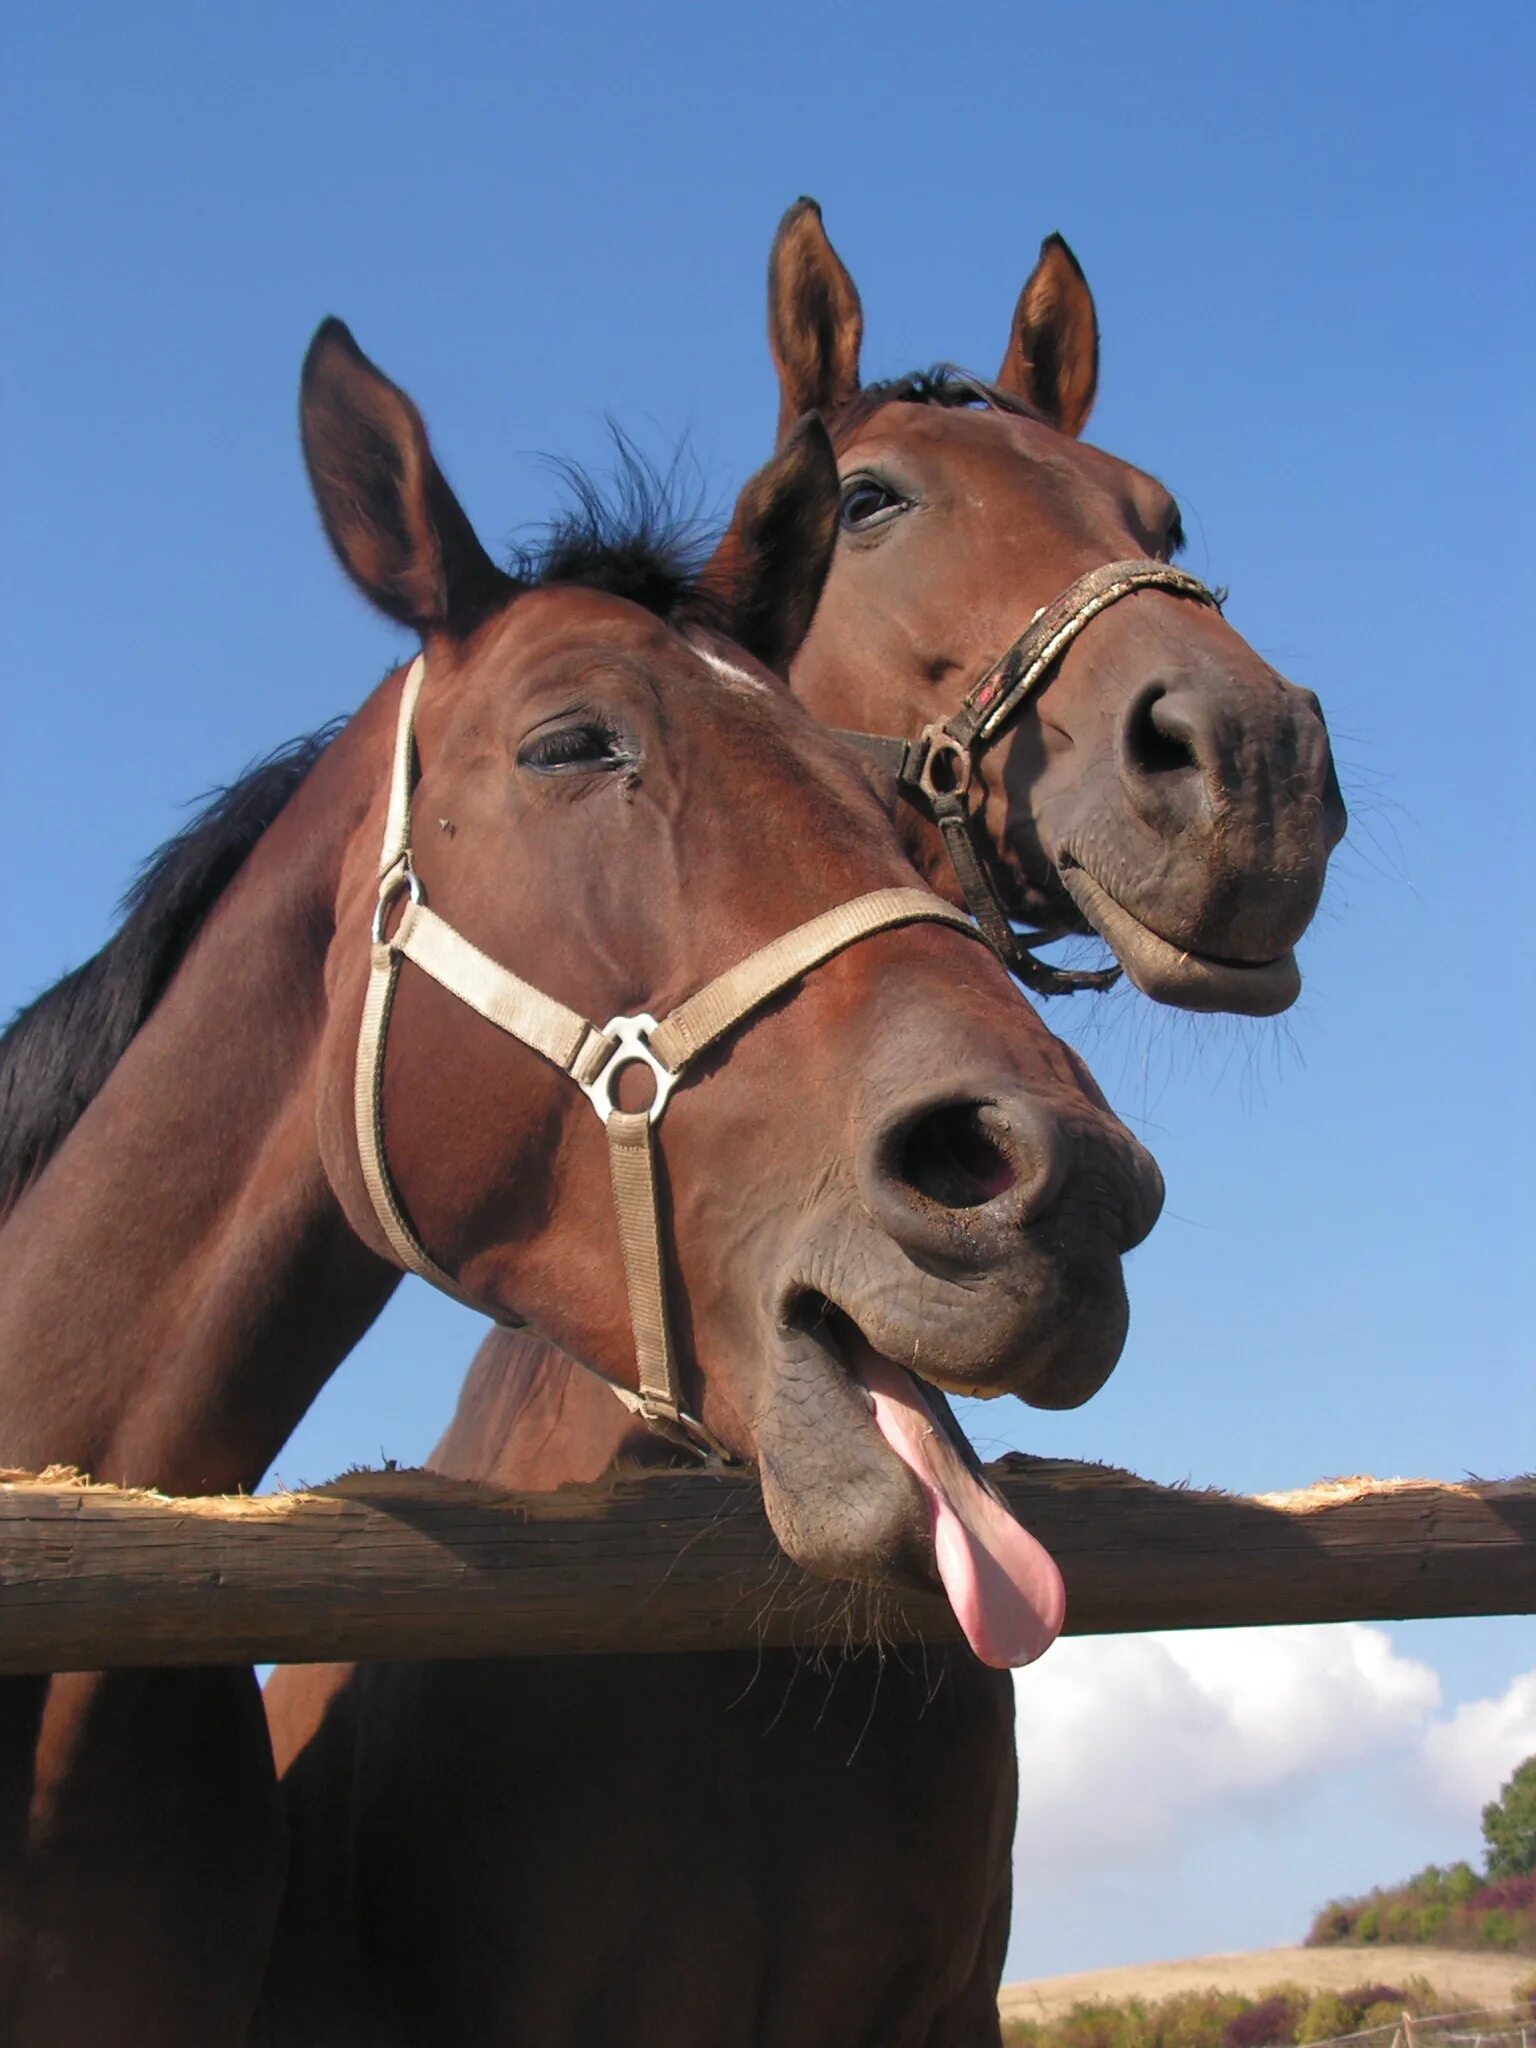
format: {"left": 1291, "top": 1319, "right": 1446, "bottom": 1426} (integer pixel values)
{"left": 354, "top": 655, "right": 989, "bottom": 1458}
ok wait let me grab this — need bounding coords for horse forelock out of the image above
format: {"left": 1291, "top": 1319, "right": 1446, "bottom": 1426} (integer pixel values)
{"left": 508, "top": 436, "right": 734, "bottom": 639}
{"left": 827, "top": 363, "right": 1050, "bottom": 443}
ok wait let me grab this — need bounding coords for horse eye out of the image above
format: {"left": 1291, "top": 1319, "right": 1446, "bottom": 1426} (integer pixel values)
{"left": 838, "top": 476, "right": 908, "bottom": 533}
{"left": 519, "top": 722, "right": 629, "bottom": 774}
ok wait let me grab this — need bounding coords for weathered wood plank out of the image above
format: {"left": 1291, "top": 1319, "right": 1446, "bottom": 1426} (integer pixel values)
{"left": 0, "top": 1461, "right": 1528, "bottom": 1674}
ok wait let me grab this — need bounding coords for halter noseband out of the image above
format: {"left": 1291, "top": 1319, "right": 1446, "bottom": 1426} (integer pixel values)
{"left": 837, "top": 558, "right": 1223, "bottom": 996}
{"left": 354, "top": 655, "right": 990, "bottom": 1461}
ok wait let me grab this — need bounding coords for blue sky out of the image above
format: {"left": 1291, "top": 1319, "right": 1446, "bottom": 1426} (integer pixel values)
{"left": 3, "top": 0, "right": 1531, "bottom": 1983}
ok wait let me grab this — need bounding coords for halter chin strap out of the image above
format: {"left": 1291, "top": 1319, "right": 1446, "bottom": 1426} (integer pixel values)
{"left": 837, "top": 558, "right": 1222, "bottom": 998}
{"left": 354, "top": 655, "right": 989, "bottom": 1461}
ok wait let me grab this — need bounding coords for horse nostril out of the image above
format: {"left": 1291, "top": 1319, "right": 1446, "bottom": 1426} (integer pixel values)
{"left": 862, "top": 1087, "right": 1071, "bottom": 1258}
{"left": 895, "top": 1103, "right": 1019, "bottom": 1211}
{"left": 1124, "top": 684, "right": 1201, "bottom": 779}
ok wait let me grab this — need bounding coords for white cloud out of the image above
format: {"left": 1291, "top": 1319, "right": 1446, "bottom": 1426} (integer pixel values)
{"left": 1417, "top": 1668, "right": 1536, "bottom": 1821}
{"left": 1012, "top": 1625, "right": 1441, "bottom": 1884}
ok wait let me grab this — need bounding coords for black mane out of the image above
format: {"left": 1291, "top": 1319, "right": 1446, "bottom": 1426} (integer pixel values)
{"left": 831, "top": 363, "right": 1048, "bottom": 438}
{"left": 0, "top": 728, "right": 339, "bottom": 1217}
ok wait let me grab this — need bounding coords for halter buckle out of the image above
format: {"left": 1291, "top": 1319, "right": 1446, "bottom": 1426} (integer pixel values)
{"left": 578, "top": 1015, "right": 678, "bottom": 1127}
{"left": 371, "top": 865, "right": 424, "bottom": 946}
{"left": 914, "top": 724, "right": 973, "bottom": 806}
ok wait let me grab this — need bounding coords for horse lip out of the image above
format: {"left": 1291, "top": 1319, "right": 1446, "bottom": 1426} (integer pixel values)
{"left": 765, "top": 1294, "right": 946, "bottom": 1581}
{"left": 785, "top": 1294, "right": 928, "bottom": 1407}
{"left": 783, "top": 1299, "right": 989, "bottom": 1496}
{"left": 784, "top": 1293, "right": 1019, "bottom": 1420}
{"left": 1057, "top": 856, "right": 1302, "bottom": 1017}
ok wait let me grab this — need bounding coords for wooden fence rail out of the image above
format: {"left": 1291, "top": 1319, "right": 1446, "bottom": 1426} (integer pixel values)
{"left": 0, "top": 1461, "right": 1529, "bottom": 1675}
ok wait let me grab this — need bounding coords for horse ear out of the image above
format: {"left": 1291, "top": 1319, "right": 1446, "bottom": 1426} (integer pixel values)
{"left": 299, "top": 318, "right": 513, "bottom": 634}
{"left": 996, "top": 234, "right": 1099, "bottom": 437}
{"left": 767, "top": 198, "right": 864, "bottom": 445}
{"left": 704, "top": 413, "right": 841, "bottom": 675}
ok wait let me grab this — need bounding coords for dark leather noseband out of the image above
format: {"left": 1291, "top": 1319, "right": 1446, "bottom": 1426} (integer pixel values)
{"left": 836, "top": 558, "right": 1222, "bottom": 996}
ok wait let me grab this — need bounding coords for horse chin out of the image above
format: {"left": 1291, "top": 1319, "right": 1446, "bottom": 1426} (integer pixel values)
{"left": 1058, "top": 858, "right": 1302, "bottom": 1016}
{"left": 753, "top": 1310, "right": 1068, "bottom": 1670}
{"left": 755, "top": 1318, "right": 934, "bottom": 1592}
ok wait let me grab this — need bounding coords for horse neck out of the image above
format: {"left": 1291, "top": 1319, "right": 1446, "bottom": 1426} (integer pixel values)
{"left": 431, "top": 1329, "right": 672, "bottom": 1492}
{"left": 0, "top": 706, "right": 397, "bottom": 1495}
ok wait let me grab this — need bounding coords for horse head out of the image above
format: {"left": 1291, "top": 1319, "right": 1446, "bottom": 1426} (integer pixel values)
{"left": 301, "top": 322, "right": 1164, "bottom": 1661}
{"left": 761, "top": 200, "right": 1347, "bottom": 1013}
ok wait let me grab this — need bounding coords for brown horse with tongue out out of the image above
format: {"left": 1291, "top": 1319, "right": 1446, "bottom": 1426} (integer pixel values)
{"left": 0, "top": 309, "right": 1163, "bottom": 2046}
{"left": 257, "top": 209, "right": 1340, "bottom": 2047}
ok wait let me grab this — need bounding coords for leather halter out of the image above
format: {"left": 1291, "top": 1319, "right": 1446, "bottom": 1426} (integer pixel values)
{"left": 354, "top": 655, "right": 990, "bottom": 1461}
{"left": 837, "top": 558, "right": 1222, "bottom": 996}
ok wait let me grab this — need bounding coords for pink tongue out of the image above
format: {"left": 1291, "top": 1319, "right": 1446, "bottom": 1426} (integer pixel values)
{"left": 857, "top": 1354, "right": 1066, "bottom": 1669}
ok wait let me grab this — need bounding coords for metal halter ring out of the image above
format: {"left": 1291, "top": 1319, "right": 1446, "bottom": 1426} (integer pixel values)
{"left": 915, "top": 724, "right": 973, "bottom": 806}
{"left": 577, "top": 1015, "right": 679, "bottom": 1127}
{"left": 371, "top": 866, "right": 424, "bottom": 946}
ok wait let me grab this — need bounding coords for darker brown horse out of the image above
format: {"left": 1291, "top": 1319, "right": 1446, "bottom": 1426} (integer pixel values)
{"left": 258, "top": 206, "right": 1347, "bottom": 2045}
{"left": 258, "top": 1342, "right": 1028, "bottom": 2048}
{"left": 0, "top": 318, "right": 1161, "bottom": 2045}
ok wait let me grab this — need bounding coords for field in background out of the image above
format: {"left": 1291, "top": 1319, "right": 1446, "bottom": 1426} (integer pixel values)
{"left": 998, "top": 1946, "right": 1534, "bottom": 2023}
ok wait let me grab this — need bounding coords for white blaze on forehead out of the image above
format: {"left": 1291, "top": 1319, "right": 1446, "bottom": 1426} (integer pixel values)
{"left": 693, "top": 642, "right": 772, "bottom": 695}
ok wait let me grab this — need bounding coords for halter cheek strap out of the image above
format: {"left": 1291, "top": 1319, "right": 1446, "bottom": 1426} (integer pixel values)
{"left": 354, "top": 656, "right": 989, "bottom": 1460}
{"left": 836, "top": 558, "right": 1223, "bottom": 997}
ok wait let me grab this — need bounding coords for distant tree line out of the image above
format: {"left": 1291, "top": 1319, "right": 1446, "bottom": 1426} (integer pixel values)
{"left": 1002, "top": 1972, "right": 1534, "bottom": 2048}
{"left": 1308, "top": 1756, "right": 1536, "bottom": 1957}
